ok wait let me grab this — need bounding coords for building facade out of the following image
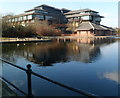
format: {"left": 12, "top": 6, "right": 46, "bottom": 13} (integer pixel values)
{"left": 3, "top": 5, "right": 115, "bottom": 36}
{"left": 64, "top": 9, "right": 103, "bottom": 27}
{"left": 64, "top": 8, "right": 115, "bottom": 36}
{"left": 5, "top": 4, "right": 69, "bottom": 26}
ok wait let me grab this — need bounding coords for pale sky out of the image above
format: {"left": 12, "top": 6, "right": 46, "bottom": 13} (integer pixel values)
{"left": 0, "top": 0, "right": 119, "bottom": 27}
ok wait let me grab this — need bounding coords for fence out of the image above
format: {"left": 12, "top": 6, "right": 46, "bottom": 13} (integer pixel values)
{"left": 0, "top": 58, "right": 99, "bottom": 97}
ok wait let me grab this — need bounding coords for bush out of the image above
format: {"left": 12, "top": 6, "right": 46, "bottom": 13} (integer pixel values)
{"left": 2, "top": 16, "right": 62, "bottom": 37}
{"left": 32, "top": 20, "right": 62, "bottom": 36}
{"left": 2, "top": 23, "right": 35, "bottom": 37}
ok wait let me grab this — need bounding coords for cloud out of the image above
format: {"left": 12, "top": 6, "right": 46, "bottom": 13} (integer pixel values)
{"left": 11, "top": 80, "right": 25, "bottom": 89}
{"left": 103, "top": 72, "right": 119, "bottom": 83}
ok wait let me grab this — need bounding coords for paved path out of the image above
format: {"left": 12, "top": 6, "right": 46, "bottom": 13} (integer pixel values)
{"left": 0, "top": 37, "right": 52, "bottom": 43}
{"left": 0, "top": 80, "right": 17, "bottom": 96}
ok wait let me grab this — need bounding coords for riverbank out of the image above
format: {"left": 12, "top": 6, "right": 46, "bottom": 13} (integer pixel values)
{"left": 0, "top": 35, "right": 119, "bottom": 43}
{"left": 0, "top": 37, "right": 52, "bottom": 43}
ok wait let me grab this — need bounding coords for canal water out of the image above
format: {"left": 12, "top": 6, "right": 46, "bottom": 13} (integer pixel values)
{"left": 2, "top": 37, "right": 119, "bottom": 96}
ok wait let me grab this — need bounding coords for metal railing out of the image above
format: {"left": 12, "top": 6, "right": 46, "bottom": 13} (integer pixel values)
{"left": 0, "top": 58, "right": 99, "bottom": 98}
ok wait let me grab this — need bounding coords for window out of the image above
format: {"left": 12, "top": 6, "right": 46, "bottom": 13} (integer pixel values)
{"left": 20, "top": 17, "right": 23, "bottom": 21}
{"left": 18, "top": 17, "right": 21, "bottom": 21}
{"left": 46, "top": 16, "right": 53, "bottom": 20}
{"left": 35, "top": 10, "right": 48, "bottom": 14}
{"left": 95, "top": 17, "right": 101, "bottom": 21}
{"left": 35, "top": 15, "right": 44, "bottom": 19}
{"left": 28, "top": 15, "right": 32, "bottom": 19}
{"left": 15, "top": 18, "right": 18, "bottom": 22}
{"left": 81, "top": 16, "right": 91, "bottom": 20}
{"left": 23, "top": 16, "right": 27, "bottom": 20}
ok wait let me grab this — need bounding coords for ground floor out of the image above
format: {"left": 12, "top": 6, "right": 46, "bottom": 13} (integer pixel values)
{"left": 74, "top": 30, "right": 116, "bottom": 37}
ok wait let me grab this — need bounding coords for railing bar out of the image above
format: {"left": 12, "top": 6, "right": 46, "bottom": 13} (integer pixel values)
{"left": 31, "top": 71, "right": 99, "bottom": 97}
{"left": 0, "top": 76, "right": 27, "bottom": 96}
{"left": 0, "top": 58, "right": 27, "bottom": 72}
{"left": 0, "top": 58, "right": 99, "bottom": 97}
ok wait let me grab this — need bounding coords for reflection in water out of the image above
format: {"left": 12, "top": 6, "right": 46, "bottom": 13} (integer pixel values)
{"left": 66, "top": 42, "right": 101, "bottom": 63}
{"left": 12, "top": 80, "right": 25, "bottom": 89}
{"left": 2, "top": 37, "right": 118, "bottom": 96}
{"left": 2, "top": 38, "right": 116, "bottom": 66}
{"left": 102, "top": 72, "right": 119, "bottom": 84}
{"left": 30, "top": 43, "right": 68, "bottom": 66}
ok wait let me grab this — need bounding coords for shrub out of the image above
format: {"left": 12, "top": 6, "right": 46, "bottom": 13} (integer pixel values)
{"left": 2, "top": 15, "right": 62, "bottom": 37}
{"left": 2, "top": 22, "right": 35, "bottom": 37}
{"left": 32, "top": 20, "right": 62, "bottom": 36}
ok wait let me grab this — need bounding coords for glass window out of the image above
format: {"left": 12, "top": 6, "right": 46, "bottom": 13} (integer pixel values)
{"left": 23, "top": 16, "right": 27, "bottom": 20}
{"left": 35, "top": 15, "right": 44, "bottom": 19}
{"left": 81, "top": 16, "right": 90, "bottom": 20}
{"left": 95, "top": 17, "right": 101, "bottom": 21}
{"left": 35, "top": 10, "right": 48, "bottom": 14}
{"left": 20, "top": 17, "right": 23, "bottom": 21}
{"left": 46, "top": 16, "right": 53, "bottom": 20}
{"left": 28, "top": 15, "right": 32, "bottom": 19}
{"left": 18, "top": 17, "right": 20, "bottom": 21}
{"left": 15, "top": 18, "right": 18, "bottom": 22}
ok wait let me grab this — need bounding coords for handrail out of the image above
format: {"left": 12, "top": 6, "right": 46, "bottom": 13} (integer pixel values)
{"left": 1, "top": 58, "right": 99, "bottom": 97}
{"left": 31, "top": 70, "right": 97, "bottom": 97}
{"left": 0, "top": 58, "right": 27, "bottom": 72}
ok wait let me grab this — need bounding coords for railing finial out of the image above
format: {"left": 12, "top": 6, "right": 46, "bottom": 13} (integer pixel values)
{"left": 27, "top": 64, "right": 31, "bottom": 70}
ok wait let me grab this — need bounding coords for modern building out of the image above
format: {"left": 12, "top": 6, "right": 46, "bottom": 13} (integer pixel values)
{"left": 5, "top": 4, "right": 68, "bottom": 26}
{"left": 64, "top": 8, "right": 103, "bottom": 26}
{"left": 3, "top": 5, "right": 115, "bottom": 36}
{"left": 74, "top": 21, "right": 115, "bottom": 36}
{"left": 64, "top": 8, "right": 115, "bottom": 36}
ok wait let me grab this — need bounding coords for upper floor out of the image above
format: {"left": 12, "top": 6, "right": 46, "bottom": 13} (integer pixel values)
{"left": 3, "top": 5, "right": 104, "bottom": 26}
{"left": 64, "top": 8, "right": 104, "bottom": 24}
{"left": 4, "top": 4, "right": 68, "bottom": 25}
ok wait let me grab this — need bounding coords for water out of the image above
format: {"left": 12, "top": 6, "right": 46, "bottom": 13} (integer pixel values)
{"left": 2, "top": 37, "right": 119, "bottom": 96}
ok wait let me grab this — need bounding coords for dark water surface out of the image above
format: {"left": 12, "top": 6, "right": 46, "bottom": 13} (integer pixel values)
{"left": 2, "top": 38, "right": 119, "bottom": 96}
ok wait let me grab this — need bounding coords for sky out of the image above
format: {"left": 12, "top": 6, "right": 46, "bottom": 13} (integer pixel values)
{"left": 0, "top": 0, "right": 119, "bottom": 27}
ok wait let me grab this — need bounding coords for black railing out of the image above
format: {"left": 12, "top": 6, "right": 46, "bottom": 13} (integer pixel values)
{"left": 0, "top": 58, "right": 99, "bottom": 97}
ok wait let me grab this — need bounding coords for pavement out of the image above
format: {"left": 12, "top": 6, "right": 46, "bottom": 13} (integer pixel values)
{"left": 0, "top": 80, "right": 17, "bottom": 96}
{"left": 0, "top": 37, "right": 52, "bottom": 43}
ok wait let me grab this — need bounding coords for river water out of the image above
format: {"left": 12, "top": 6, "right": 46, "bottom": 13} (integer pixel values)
{"left": 2, "top": 37, "right": 119, "bottom": 96}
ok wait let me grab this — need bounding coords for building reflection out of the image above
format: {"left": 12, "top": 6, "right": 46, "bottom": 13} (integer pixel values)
{"left": 2, "top": 38, "right": 116, "bottom": 66}
{"left": 28, "top": 42, "right": 68, "bottom": 66}
{"left": 66, "top": 42, "right": 100, "bottom": 63}
{"left": 67, "top": 37, "right": 116, "bottom": 63}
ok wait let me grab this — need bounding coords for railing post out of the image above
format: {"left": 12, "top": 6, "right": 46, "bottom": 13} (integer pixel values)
{"left": 26, "top": 64, "right": 33, "bottom": 98}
